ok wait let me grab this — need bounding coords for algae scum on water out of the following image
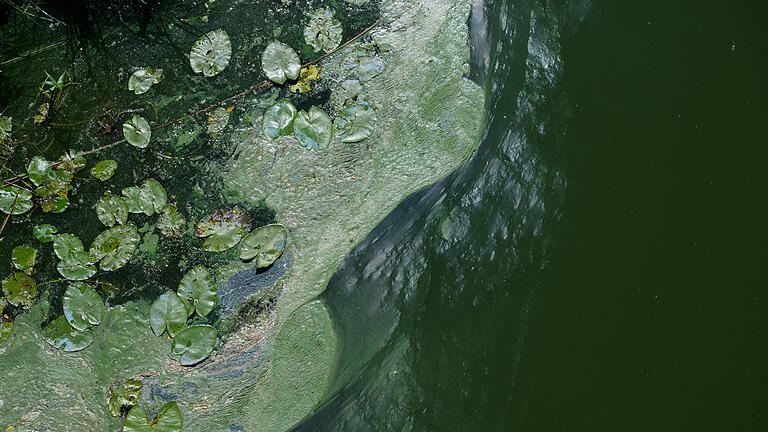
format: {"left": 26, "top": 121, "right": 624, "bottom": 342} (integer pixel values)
{"left": 0, "top": 0, "right": 483, "bottom": 429}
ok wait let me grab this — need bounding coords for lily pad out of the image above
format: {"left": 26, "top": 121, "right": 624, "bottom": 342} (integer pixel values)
{"left": 262, "top": 41, "right": 301, "bottom": 84}
{"left": 42, "top": 315, "right": 93, "bottom": 352}
{"left": 33, "top": 224, "right": 57, "bottom": 242}
{"left": 53, "top": 234, "right": 98, "bottom": 280}
{"left": 27, "top": 156, "right": 56, "bottom": 186}
{"left": 239, "top": 224, "right": 288, "bottom": 267}
{"left": 178, "top": 266, "right": 216, "bottom": 317}
{"left": 128, "top": 68, "right": 163, "bottom": 95}
{"left": 138, "top": 179, "right": 167, "bottom": 216}
{"left": 91, "top": 160, "right": 118, "bottom": 181}
{"left": 54, "top": 233, "right": 86, "bottom": 261}
{"left": 1, "top": 272, "right": 36, "bottom": 307}
{"left": 123, "top": 115, "right": 152, "bottom": 149}
{"left": 123, "top": 401, "right": 182, "bottom": 432}
{"left": 57, "top": 250, "right": 97, "bottom": 280}
{"left": 121, "top": 186, "right": 142, "bottom": 213}
{"left": 149, "top": 291, "right": 187, "bottom": 337}
{"left": 108, "top": 378, "right": 142, "bottom": 417}
{"left": 304, "top": 8, "right": 343, "bottom": 53}
{"left": 0, "top": 185, "right": 33, "bottom": 215}
{"left": 190, "top": 29, "right": 232, "bottom": 77}
{"left": 207, "top": 107, "right": 229, "bottom": 135}
{"left": 63, "top": 282, "right": 104, "bottom": 331}
{"left": 11, "top": 245, "right": 37, "bottom": 274}
{"left": 157, "top": 205, "right": 186, "bottom": 237}
{"left": 294, "top": 106, "right": 333, "bottom": 149}
{"left": 89, "top": 224, "right": 140, "bottom": 271}
{"left": 195, "top": 207, "right": 251, "bottom": 252}
{"left": 40, "top": 196, "right": 69, "bottom": 213}
{"left": 262, "top": 99, "right": 297, "bottom": 139}
{"left": 171, "top": 324, "right": 217, "bottom": 366}
{"left": 96, "top": 194, "right": 129, "bottom": 227}
{"left": 335, "top": 103, "right": 378, "bottom": 142}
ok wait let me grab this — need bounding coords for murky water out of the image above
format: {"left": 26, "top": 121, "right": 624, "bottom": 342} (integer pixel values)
{"left": 293, "top": 0, "right": 768, "bottom": 430}
{"left": 2, "top": 0, "right": 766, "bottom": 430}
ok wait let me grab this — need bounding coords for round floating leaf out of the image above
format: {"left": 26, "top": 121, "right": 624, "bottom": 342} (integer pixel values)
{"left": 335, "top": 103, "right": 378, "bottom": 142}
{"left": 157, "top": 205, "right": 186, "bottom": 237}
{"left": 123, "top": 404, "right": 150, "bottom": 431}
{"left": 262, "top": 99, "right": 297, "bottom": 139}
{"left": 294, "top": 106, "right": 332, "bottom": 150}
{"left": 171, "top": 324, "right": 216, "bottom": 366}
{"left": 190, "top": 29, "right": 232, "bottom": 77}
{"left": 239, "top": 224, "right": 288, "bottom": 267}
{"left": 1, "top": 272, "right": 36, "bottom": 307}
{"left": 0, "top": 185, "right": 33, "bottom": 215}
{"left": 262, "top": 41, "right": 301, "bottom": 84}
{"left": 89, "top": 224, "right": 140, "bottom": 271}
{"left": 123, "top": 115, "right": 151, "bottom": 149}
{"left": 304, "top": 8, "right": 343, "bottom": 53}
{"left": 195, "top": 208, "right": 251, "bottom": 252}
{"left": 137, "top": 179, "right": 167, "bottom": 216}
{"left": 149, "top": 291, "right": 187, "bottom": 337}
{"left": 33, "top": 224, "right": 57, "bottom": 242}
{"left": 128, "top": 68, "right": 163, "bottom": 95}
{"left": 91, "top": 160, "right": 118, "bottom": 181}
{"left": 96, "top": 194, "right": 128, "bottom": 227}
{"left": 41, "top": 196, "right": 69, "bottom": 213}
{"left": 27, "top": 156, "right": 56, "bottom": 186}
{"left": 53, "top": 233, "right": 85, "bottom": 261}
{"left": 207, "top": 107, "right": 229, "bottom": 135}
{"left": 124, "top": 401, "right": 182, "bottom": 432}
{"left": 178, "top": 266, "right": 216, "bottom": 317}
{"left": 56, "top": 250, "right": 97, "bottom": 281}
{"left": 63, "top": 282, "right": 104, "bottom": 331}
{"left": 43, "top": 315, "right": 93, "bottom": 352}
{"left": 108, "top": 378, "right": 142, "bottom": 417}
{"left": 11, "top": 245, "right": 36, "bottom": 274}
{"left": 121, "top": 186, "right": 142, "bottom": 213}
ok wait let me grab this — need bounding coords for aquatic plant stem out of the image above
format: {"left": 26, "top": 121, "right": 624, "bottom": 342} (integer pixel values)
{"left": 1, "top": 18, "right": 384, "bottom": 188}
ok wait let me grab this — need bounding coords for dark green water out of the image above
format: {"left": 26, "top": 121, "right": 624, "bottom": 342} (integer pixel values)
{"left": 295, "top": 0, "right": 768, "bottom": 430}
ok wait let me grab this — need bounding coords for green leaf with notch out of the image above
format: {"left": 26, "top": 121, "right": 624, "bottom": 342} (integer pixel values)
{"left": 190, "top": 29, "right": 231, "bottom": 77}
{"left": 11, "top": 245, "right": 36, "bottom": 274}
{"left": 43, "top": 315, "right": 93, "bottom": 352}
{"left": 171, "top": 325, "right": 216, "bottom": 366}
{"left": 195, "top": 208, "right": 251, "bottom": 252}
{"left": 91, "top": 160, "right": 118, "bottom": 181}
{"left": 178, "top": 266, "right": 216, "bottom": 317}
{"left": 123, "top": 115, "right": 151, "bottom": 148}
{"left": 96, "top": 194, "right": 128, "bottom": 227}
{"left": 0, "top": 185, "right": 33, "bottom": 215}
{"left": 335, "top": 103, "right": 378, "bottom": 143}
{"left": 63, "top": 282, "right": 104, "bottom": 331}
{"left": 294, "top": 106, "right": 332, "bottom": 149}
{"left": 149, "top": 291, "right": 187, "bottom": 337}
{"left": 239, "top": 224, "right": 288, "bottom": 267}
{"left": 262, "top": 41, "right": 301, "bottom": 84}
{"left": 128, "top": 68, "right": 163, "bottom": 95}
{"left": 89, "top": 224, "right": 140, "bottom": 271}
{"left": 33, "top": 224, "right": 57, "bottom": 242}
{"left": 262, "top": 99, "right": 297, "bottom": 139}
{"left": 27, "top": 156, "right": 56, "bottom": 186}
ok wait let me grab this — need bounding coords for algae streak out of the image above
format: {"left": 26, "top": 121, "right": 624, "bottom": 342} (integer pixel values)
{"left": 223, "top": 0, "right": 484, "bottom": 428}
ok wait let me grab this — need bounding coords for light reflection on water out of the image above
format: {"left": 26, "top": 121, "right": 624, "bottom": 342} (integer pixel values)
{"left": 293, "top": 0, "right": 590, "bottom": 430}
